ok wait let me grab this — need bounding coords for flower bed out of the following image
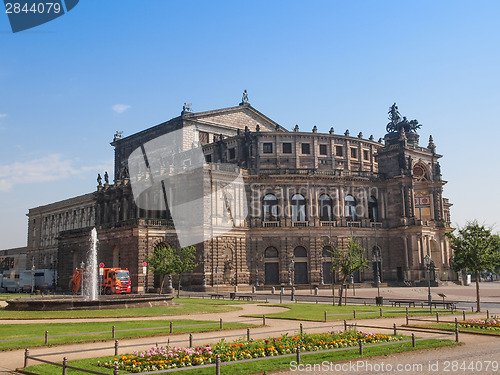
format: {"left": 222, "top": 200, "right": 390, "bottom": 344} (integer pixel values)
{"left": 458, "top": 318, "right": 500, "bottom": 330}
{"left": 98, "top": 330, "right": 403, "bottom": 373}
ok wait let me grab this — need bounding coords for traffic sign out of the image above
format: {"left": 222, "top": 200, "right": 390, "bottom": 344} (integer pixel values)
{"left": 99, "top": 262, "right": 104, "bottom": 268}
{"left": 142, "top": 262, "right": 147, "bottom": 267}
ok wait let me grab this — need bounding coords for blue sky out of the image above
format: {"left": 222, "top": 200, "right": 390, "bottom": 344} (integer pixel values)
{"left": 1, "top": 0, "right": 499, "bottom": 249}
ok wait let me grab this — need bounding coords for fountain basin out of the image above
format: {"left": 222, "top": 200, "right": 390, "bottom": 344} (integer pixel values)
{"left": 5, "top": 294, "right": 174, "bottom": 311}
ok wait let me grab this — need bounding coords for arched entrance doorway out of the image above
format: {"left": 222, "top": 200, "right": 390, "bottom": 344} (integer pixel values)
{"left": 294, "top": 246, "right": 308, "bottom": 284}
{"left": 322, "top": 246, "right": 334, "bottom": 284}
{"left": 264, "top": 247, "right": 279, "bottom": 285}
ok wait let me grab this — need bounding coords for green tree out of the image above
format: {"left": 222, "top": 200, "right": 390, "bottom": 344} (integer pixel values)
{"left": 146, "top": 244, "right": 176, "bottom": 294}
{"left": 446, "top": 221, "right": 499, "bottom": 312}
{"left": 172, "top": 245, "right": 198, "bottom": 298}
{"left": 329, "top": 237, "right": 369, "bottom": 306}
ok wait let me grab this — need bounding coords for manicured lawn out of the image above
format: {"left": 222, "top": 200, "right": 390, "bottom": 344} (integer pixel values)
{"left": 24, "top": 338, "right": 459, "bottom": 375}
{"left": 410, "top": 322, "right": 500, "bottom": 336}
{"left": 246, "top": 303, "right": 452, "bottom": 321}
{"left": 0, "top": 297, "right": 252, "bottom": 320}
{"left": 0, "top": 319, "right": 257, "bottom": 351}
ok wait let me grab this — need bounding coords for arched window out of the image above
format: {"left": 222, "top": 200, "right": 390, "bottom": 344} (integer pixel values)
{"left": 265, "top": 246, "right": 278, "bottom": 258}
{"left": 368, "top": 196, "right": 378, "bottom": 222}
{"left": 344, "top": 195, "right": 357, "bottom": 221}
{"left": 263, "top": 194, "right": 278, "bottom": 221}
{"left": 322, "top": 245, "right": 333, "bottom": 258}
{"left": 294, "top": 246, "right": 307, "bottom": 258}
{"left": 291, "top": 194, "right": 306, "bottom": 221}
{"left": 319, "top": 194, "right": 333, "bottom": 221}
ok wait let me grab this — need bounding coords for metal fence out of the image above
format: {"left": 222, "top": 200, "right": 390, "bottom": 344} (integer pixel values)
{"left": 21, "top": 319, "right": 458, "bottom": 375}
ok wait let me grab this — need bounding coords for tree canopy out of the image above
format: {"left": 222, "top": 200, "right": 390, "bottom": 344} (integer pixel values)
{"left": 446, "top": 221, "right": 500, "bottom": 312}
{"left": 146, "top": 244, "right": 198, "bottom": 295}
{"left": 328, "top": 237, "right": 369, "bottom": 306}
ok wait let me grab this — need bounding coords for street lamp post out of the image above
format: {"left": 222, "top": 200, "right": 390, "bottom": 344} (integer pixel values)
{"left": 80, "top": 262, "right": 85, "bottom": 297}
{"left": 374, "top": 247, "right": 381, "bottom": 297}
{"left": 289, "top": 259, "right": 295, "bottom": 301}
{"left": 424, "top": 254, "right": 432, "bottom": 304}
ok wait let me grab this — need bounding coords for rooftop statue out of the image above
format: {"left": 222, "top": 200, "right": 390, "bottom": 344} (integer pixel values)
{"left": 240, "top": 89, "right": 249, "bottom": 105}
{"left": 386, "top": 103, "right": 422, "bottom": 134}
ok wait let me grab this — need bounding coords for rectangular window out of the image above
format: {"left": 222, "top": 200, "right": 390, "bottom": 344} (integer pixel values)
{"left": 205, "top": 154, "right": 212, "bottom": 163}
{"left": 199, "top": 131, "right": 209, "bottom": 145}
{"left": 228, "top": 148, "right": 236, "bottom": 159}
{"left": 350, "top": 148, "right": 357, "bottom": 159}
{"left": 363, "top": 150, "right": 369, "bottom": 161}
{"left": 282, "top": 142, "right": 292, "bottom": 154}
{"left": 263, "top": 143, "right": 273, "bottom": 154}
{"left": 335, "top": 146, "right": 343, "bottom": 157}
{"left": 301, "top": 143, "right": 311, "bottom": 154}
{"left": 319, "top": 144, "right": 327, "bottom": 155}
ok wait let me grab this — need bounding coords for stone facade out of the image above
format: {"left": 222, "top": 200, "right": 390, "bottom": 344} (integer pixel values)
{"left": 23, "top": 101, "right": 454, "bottom": 292}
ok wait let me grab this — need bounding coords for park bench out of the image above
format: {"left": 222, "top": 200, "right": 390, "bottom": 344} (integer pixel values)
{"left": 389, "top": 299, "right": 417, "bottom": 307}
{"left": 209, "top": 294, "right": 225, "bottom": 299}
{"left": 237, "top": 294, "right": 254, "bottom": 301}
{"left": 424, "top": 300, "right": 458, "bottom": 310}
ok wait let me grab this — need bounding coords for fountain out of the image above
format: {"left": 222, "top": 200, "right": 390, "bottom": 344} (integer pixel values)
{"left": 5, "top": 227, "right": 174, "bottom": 311}
{"left": 83, "top": 228, "right": 99, "bottom": 301}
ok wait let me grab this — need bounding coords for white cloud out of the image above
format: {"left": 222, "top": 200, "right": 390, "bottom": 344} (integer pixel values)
{"left": 0, "top": 154, "right": 112, "bottom": 192}
{"left": 111, "top": 104, "right": 131, "bottom": 114}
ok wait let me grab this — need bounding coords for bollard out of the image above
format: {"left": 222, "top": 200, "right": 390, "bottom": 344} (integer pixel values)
{"left": 114, "top": 364, "right": 119, "bottom": 375}
{"left": 324, "top": 311, "right": 327, "bottom": 322}
{"left": 280, "top": 292, "right": 282, "bottom": 304}
{"left": 296, "top": 346, "right": 301, "bottom": 364}
{"left": 316, "top": 300, "right": 318, "bottom": 304}
{"left": 430, "top": 304, "right": 432, "bottom": 315}
{"left": 220, "top": 318, "right": 223, "bottom": 330}
{"left": 455, "top": 317, "right": 459, "bottom": 342}
{"left": 272, "top": 286, "right": 275, "bottom": 294}
{"left": 406, "top": 307, "right": 409, "bottom": 325}
{"left": 189, "top": 333, "right": 193, "bottom": 347}
{"left": 300, "top": 323, "right": 303, "bottom": 335}
{"left": 263, "top": 314, "right": 266, "bottom": 326}
{"left": 436, "top": 312, "right": 439, "bottom": 323}
{"left": 62, "top": 357, "right": 68, "bottom": 375}
{"left": 115, "top": 339, "right": 119, "bottom": 356}
{"left": 215, "top": 354, "right": 221, "bottom": 375}
{"left": 471, "top": 306, "right": 474, "bottom": 312}
{"left": 411, "top": 333, "right": 416, "bottom": 347}
{"left": 353, "top": 309, "right": 356, "bottom": 319}
{"left": 24, "top": 348, "right": 29, "bottom": 368}
{"left": 344, "top": 320, "right": 347, "bottom": 330}
{"left": 463, "top": 311, "right": 466, "bottom": 321}
{"left": 247, "top": 328, "right": 250, "bottom": 341}
{"left": 45, "top": 330, "right": 49, "bottom": 345}
{"left": 170, "top": 321, "right": 173, "bottom": 334}
{"left": 380, "top": 308, "right": 383, "bottom": 317}
{"left": 393, "top": 323, "right": 397, "bottom": 336}
{"left": 359, "top": 340, "right": 363, "bottom": 355}
{"left": 487, "top": 310, "right": 490, "bottom": 319}
{"left": 112, "top": 325, "right": 116, "bottom": 339}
